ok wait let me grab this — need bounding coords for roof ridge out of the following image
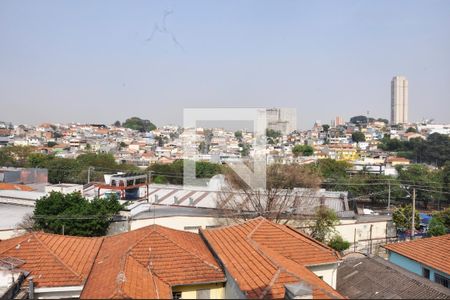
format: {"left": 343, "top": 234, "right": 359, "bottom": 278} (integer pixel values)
{"left": 246, "top": 227, "right": 343, "bottom": 299}
{"left": 32, "top": 233, "right": 84, "bottom": 280}
{"left": 80, "top": 237, "right": 104, "bottom": 292}
{"left": 151, "top": 229, "right": 222, "bottom": 273}
{"left": 249, "top": 218, "right": 339, "bottom": 256}
{"left": 246, "top": 217, "right": 265, "bottom": 239}
{"left": 260, "top": 268, "right": 281, "bottom": 299}
{"left": 115, "top": 251, "right": 128, "bottom": 298}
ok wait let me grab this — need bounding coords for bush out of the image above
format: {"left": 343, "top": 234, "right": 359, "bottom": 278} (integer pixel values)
{"left": 328, "top": 235, "right": 351, "bottom": 252}
{"left": 153, "top": 175, "right": 168, "bottom": 184}
{"left": 428, "top": 218, "right": 447, "bottom": 237}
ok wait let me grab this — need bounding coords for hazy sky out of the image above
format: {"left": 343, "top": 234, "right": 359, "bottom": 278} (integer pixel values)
{"left": 1, "top": 0, "right": 449, "bottom": 129}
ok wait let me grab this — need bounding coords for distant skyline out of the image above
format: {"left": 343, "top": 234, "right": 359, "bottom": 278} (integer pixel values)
{"left": 1, "top": 0, "right": 450, "bottom": 129}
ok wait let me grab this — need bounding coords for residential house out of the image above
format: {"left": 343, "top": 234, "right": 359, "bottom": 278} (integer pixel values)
{"left": 81, "top": 225, "right": 226, "bottom": 299}
{"left": 201, "top": 217, "right": 344, "bottom": 299}
{"left": 383, "top": 234, "right": 450, "bottom": 289}
{"left": 0, "top": 219, "right": 346, "bottom": 299}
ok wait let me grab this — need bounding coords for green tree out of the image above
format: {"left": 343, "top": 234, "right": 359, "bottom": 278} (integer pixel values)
{"left": 428, "top": 218, "right": 447, "bottom": 236}
{"left": 148, "top": 160, "right": 222, "bottom": 185}
{"left": 433, "top": 207, "right": 450, "bottom": 230}
{"left": 328, "top": 235, "right": 351, "bottom": 252}
{"left": 313, "top": 159, "right": 351, "bottom": 179}
{"left": 266, "top": 129, "right": 282, "bottom": 139}
{"left": 310, "top": 206, "right": 339, "bottom": 243}
{"left": 351, "top": 131, "right": 366, "bottom": 143}
{"left": 234, "top": 131, "right": 243, "bottom": 139}
{"left": 0, "top": 146, "right": 34, "bottom": 167}
{"left": 292, "top": 144, "right": 314, "bottom": 157}
{"left": 406, "top": 127, "right": 417, "bottom": 133}
{"left": 239, "top": 142, "right": 251, "bottom": 157}
{"left": 33, "top": 192, "right": 122, "bottom": 236}
{"left": 393, "top": 205, "right": 420, "bottom": 233}
{"left": 122, "top": 117, "right": 156, "bottom": 132}
{"left": 153, "top": 175, "right": 168, "bottom": 184}
{"left": 397, "top": 164, "right": 443, "bottom": 209}
{"left": 27, "top": 153, "right": 51, "bottom": 168}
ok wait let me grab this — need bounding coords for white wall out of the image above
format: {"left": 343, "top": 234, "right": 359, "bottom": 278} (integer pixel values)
{"left": 307, "top": 263, "right": 338, "bottom": 289}
{"left": 131, "top": 216, "right": 223, "bottom": 233}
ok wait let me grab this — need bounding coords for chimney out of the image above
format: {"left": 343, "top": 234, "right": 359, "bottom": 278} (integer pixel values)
{"left": 284, "top": 282, "right": 312, "bottom": 299}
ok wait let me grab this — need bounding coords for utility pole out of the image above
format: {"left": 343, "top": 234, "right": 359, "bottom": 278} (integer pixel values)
{"left": 87, "top": 167, "right": 94, "bottom": 184}
{"left": 147, "top": 171, "right": 152, "bottom": 203}
{"left": 411, "top": 188, "right": 416, "bottom": 240}
{"left": 387, "top": 180, "right": 391, "bottom": 211}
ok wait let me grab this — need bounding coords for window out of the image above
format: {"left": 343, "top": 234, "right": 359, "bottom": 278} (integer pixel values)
{"left": 435, "top": 273, "right": 449, "bottom": 288}
{"left": 423, "top": 268, "right": 430, "bottom": 279}
{"left": 196, "top": 289, "right": 210, "bottom": 299}
{"left": 172, "top": 291, "right": 182, "bottom": 299}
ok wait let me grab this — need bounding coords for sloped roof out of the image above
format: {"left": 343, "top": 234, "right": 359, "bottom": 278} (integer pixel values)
{"left": 201, "top": 217, "right": 343, "bottom": 299}
{"left": 0, "top": 232, "right": 102, "bottom": 288}
{"left": 337, "top": 256, "right": 450, "bottom": 299}
{"left": 81, "top": 225, "right": 225, "bottom": 299}
{"left": 383, "top": 234, "right": 450, "bottom": 275}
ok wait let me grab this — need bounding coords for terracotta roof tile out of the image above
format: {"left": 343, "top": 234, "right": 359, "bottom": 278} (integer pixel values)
{"left": 81, "top": 225, "right": 225, "bottom": 299}
{"left": 0, "top": 183, "right": 33, "bottom": 191}
{"left": 383, "top": 234, "right": 450, "bottom": 275}
{"left": 201, "top": 217, "right": 344, "bottom": 299}
{"left": 0, "top": 232, "right": 102, "bottom": 288}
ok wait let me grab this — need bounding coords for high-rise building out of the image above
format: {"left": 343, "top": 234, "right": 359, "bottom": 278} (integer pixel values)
{"left": 266, "top": 108, "right": 296, "bottom": 135}
{"left": 335, "top": 116, "right": 344, "bottom": 126}
{"left": 391, "top": 76, "right": 408, "bottom": 124}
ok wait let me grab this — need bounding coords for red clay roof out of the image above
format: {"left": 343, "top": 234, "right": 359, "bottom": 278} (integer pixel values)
{"left": 201, "top": 217, "right": 343, "bottom": 299}
{"left": 0, "top": 183, "right": 34, "bottom": 191}
{"left": 81, "top": 225, "right": 225, "bottom": 299}
{"left": 383, "top": 234, "right": 450, "bottom": 275}
{"left": 0, "top": 232, "right": 102, "bottom": 288}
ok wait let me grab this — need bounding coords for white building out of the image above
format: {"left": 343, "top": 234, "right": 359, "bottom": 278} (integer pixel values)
{"left": 391, "top": 76, "right": 409, "bottom": 124}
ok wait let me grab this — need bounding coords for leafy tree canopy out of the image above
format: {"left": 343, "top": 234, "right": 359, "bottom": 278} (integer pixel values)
{"left": 310, "top": 206, "right": 339, "bottom": 243}
{"left": 351, "top": 131, "right": 366, "bottom": 143}
{"left": 266, "top": 129, "right": 282, "bottom": 139}
{"left": 33, "top": 192, "right": 123, "bottom": 236}
{"left": 328, "top": 235, "right": 351, "bottom": 252}
{"left": 148, "top": 160, "right": 223, "bottom": 185}
{"left": 292, "top": 144, "right": 314, "bottom": 157}
{"left": 122, "top": 117, "right": 156, "bottom": 132}
{"left": 428, "top": 217, "right": 447, "bottom": 236}
{"left": 393, "top": 205, "right": 420, "bottom": 233}
{"left": 380, "top": 133, "right": 450, "bottom": 167}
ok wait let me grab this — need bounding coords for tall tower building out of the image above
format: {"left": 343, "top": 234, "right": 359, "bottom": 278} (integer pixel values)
{"left": 266, "top": 108, "right": 297, "bottom": 135}
{"left": 391, "top": 76, "right": 409, "bottom": 124}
